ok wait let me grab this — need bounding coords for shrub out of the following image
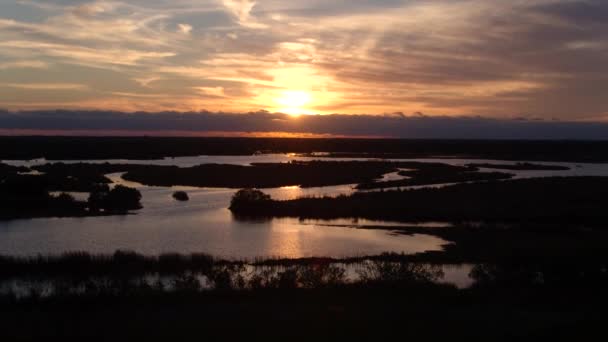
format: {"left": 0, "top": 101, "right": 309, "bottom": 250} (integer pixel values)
{"left": 172, "top": 191, "right": 189, "bottom": 201}
{"left": 88, "top": 185, "right": 142, "bottom": 212}
{"left": 229, "top": 188, "right": 271, "bottom": 212}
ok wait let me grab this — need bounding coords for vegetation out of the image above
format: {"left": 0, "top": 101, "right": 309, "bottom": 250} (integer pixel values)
{"left": 0, "top": 245, "right": 606, "bottom": 340}
{"left": 172, "top": 191, "right": 189, "bottom": 201}
{"left": 122, "top": 161, "right": 399, "bottom": 188}
{"left": 0, "top": 163, "right": 29, "bottom": 176}
{"left": 3, "top": 136, "right": 608, "bottom": 162}
{"left": 0, "top": 250, "right": 448, "bottom": 296}
{"left": 229, "top": 177, "right": 608, "bottom": 224}
{"left": 2, "top": 244, "right": 607, "bottom": 291}
{"left": 466, "top": 162, "right": 570, "bottom": 171}
{"left": 357, "top": 163, "right": 512, "bottom": 189}
{"left": 229, "top": 188, "right": 271, "bottom": 213}
{"left": 0, "top": 158, "right": 546, "bottom": 219}
{"left": 0, "top": 174, "right": 89, "bottom": 219}
{"left": 121, "top": 161, "right": 517, "bottom": 189}
{"left": 0, "top": 167, "right": 142, "bottom": 219}
{"left": 3, "top": 138, "right": 608, "bottom": 339}
{"left": 88, "top": 185, "right": 142, "bottom": 212}
{"left": 0, "top": 284, "right": 605, "bottom": 340}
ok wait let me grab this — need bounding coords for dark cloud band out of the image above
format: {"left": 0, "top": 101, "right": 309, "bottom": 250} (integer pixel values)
{"left": 1, "top": 110, "right": 607, "bottom": 139}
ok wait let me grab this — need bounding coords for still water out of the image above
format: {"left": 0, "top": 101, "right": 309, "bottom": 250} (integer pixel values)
{"left": 1, "top": 154, "right": 607, "bottom": 258}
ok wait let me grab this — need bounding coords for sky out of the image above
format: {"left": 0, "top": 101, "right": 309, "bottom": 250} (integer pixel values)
{"left": 0, "top": 0, "right": 608, "bottom": 138}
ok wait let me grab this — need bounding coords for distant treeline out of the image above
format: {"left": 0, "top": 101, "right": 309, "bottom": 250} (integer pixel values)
{"left": 2, "top": 136, "right": 608, "bottom": 162}
{"left": 230, "top": 177, "right": 608, "bottom": 224}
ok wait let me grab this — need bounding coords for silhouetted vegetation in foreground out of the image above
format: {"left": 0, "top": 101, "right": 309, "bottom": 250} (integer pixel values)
{"left": 1, "top": 218, "right": 607, "bottom": 340}
{"left": 1, "top": 284, "right": 605, "bottom": 341}
{"left": 0, "top": 251, "right": 444, "bottom": 288}
{"left": 1, "top": 246, "right": 607, "bottom": 293}
{"left": 230, "top": 177, "right": 608, "bottom": 224}
{"left": 0, "top": 248, "right": 607, "bottom": 340}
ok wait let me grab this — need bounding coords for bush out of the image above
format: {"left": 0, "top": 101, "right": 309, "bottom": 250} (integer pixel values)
{"left": 229, "top": 188, "right": 271, "bottom": 212}
{"left": 88, "top": 185, "right": 142, "bottom": 212}
{"left": 357, "top": 261, "right": 443, "bottom": 285}
{"left": 172, "top": 191, "right": 189, "bottom": 201}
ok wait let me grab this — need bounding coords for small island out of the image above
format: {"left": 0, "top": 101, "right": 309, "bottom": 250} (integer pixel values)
{"left": 173, "top": 191, "right": 190, "bottom": 201}
{"left": 229, "top": 188, "right": 271, "bottom": 213}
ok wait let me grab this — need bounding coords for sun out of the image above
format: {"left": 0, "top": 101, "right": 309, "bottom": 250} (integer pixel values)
{"left": 275, "top": 90, "right": 311, "bottom": 115}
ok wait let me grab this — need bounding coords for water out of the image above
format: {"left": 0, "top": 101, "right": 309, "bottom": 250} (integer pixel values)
{"left": 6, "top": 154, "right": 608, "bottom": 177}
{"left": 1, "top": 154, "right": 607, "bottom": 259}
{"left": 0, "top": 263, "right": 476, "bottom": 299}
{"left": 0, "top": 169, "right": 444, "bottom": 258}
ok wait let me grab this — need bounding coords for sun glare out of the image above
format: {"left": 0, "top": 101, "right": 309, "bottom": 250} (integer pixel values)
{"left": 275, "top": 90, "right": 311, "bottom": 115}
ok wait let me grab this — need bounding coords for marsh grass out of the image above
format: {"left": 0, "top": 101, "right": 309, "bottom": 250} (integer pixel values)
{"left": 0, "top": 251, "right": 451, "bottom": 298}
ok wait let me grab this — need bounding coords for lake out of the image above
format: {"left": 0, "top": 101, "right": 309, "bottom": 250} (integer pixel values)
{"left": 2, "top": 154, "right": 607, "bottom": 258}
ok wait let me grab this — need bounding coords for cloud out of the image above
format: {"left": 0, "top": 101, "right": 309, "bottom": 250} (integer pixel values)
{"left": 133, "top": 76, "right": 161, "bottom": 88}
{"left": 0, "top": 0, "right": 606, "bottom": 120}
{"left": 194, "top": 86, "right": 226, "bottom": 97}
{"left": 178, "top": 23, "right": 193, "bottom": 34}
{"left": 0, "top": 83, "right": 87, "bottom": 90}
{"left": 0, "top": 40, "right": 175, "bottom": 67}
{"left": 1, "top": 110, "right": 608, "bottom": 140}
{"left": 0, "top": 60, "right": 49, "bottom": 69}
{"left": 221, "top": 0, "right": 256, "bottom": 24}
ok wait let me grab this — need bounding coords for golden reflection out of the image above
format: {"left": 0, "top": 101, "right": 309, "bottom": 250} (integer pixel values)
{"left": 280, "top": 185, "right": 301, "bottom": 190}
{"left": 269, "top": 219, "right": 305, "bottom": 258}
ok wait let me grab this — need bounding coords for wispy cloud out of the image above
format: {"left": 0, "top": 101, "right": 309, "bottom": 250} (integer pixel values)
{"left": 0, "top": 60, "right": 48, "bottom": 69}
{"left": 0, "top": 0, "right": 606, "bottom": 120}
{"left": 177, "top": 23, "right": 192, "bottom": 34}
{"left": 0, "top": 83, "right": 87, "bottom": 90}
{"left": 221, "top": 0, "right": 265, "bottom": 28}
{"left": 0, "top": 40, "right": 175, "bottom": 67}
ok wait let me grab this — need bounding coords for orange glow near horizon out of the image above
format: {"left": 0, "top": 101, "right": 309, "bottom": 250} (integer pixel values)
{"left": 0, "top": 129, "right": 389, "bottom": 139}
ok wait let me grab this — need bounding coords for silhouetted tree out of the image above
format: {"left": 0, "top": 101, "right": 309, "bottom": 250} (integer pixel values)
{"left": 88, "top": 185, "right": 142, "bottom": 212}
{"left": 229, "top": 188, "right": 271, "bottom": 213}
{"left": 173, "top": 191, "right": 189, "bottom": 201}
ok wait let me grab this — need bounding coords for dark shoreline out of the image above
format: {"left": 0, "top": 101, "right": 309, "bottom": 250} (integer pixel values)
{"left": 3, "top": 136, "right": 608, "bottom": 163}
{"left": 229, "top": 177, "right": 608, "bottom": 224}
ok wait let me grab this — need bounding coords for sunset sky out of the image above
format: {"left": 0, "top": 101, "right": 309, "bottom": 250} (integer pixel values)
{"left": 1, "top": 0, "right": 608, "bottom": 137}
